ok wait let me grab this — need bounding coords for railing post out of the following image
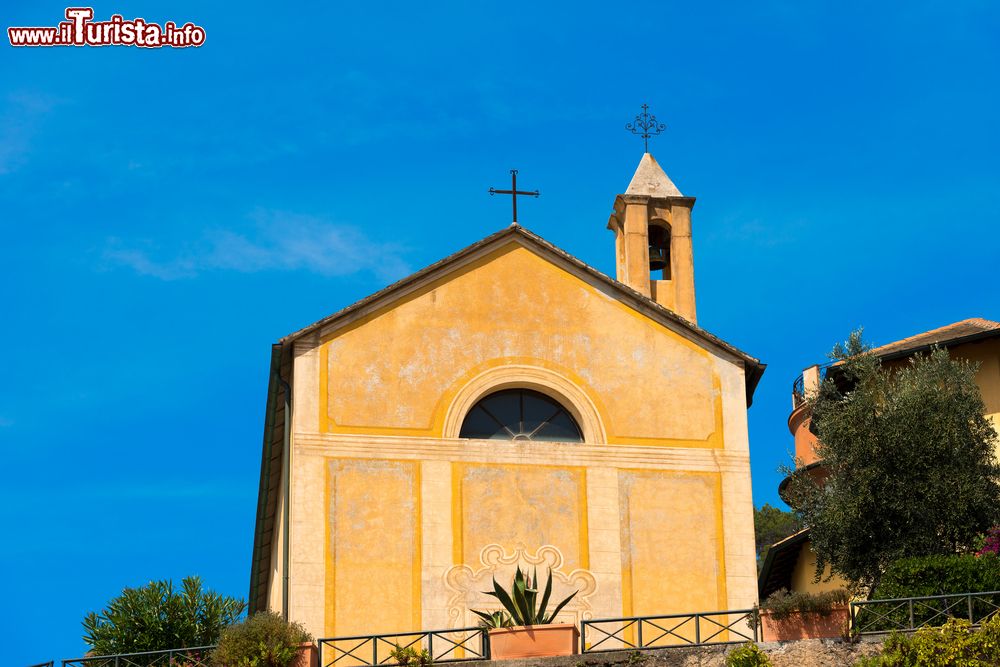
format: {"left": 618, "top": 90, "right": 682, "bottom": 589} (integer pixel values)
{"left": 694, "top": 614, "right": 700, "bottom": 646}
{"left": 908, "top": 599, "right": 915, "bottom": 629}
{"left": 428, "top": 633, "right": 434, "bottom": 661}
{"left": 579, "top": 622, "right": 585, "bottom": 654}
{"left": 637, "top": 619, "right": 643, "bottom": 648}
{"left": 483, "top": 627, "right": 491, "bottom": 659}
{"left": 373, "top": 637, "right": 378, "bottom": 666}
{"left": 968, "top": 594, "right": 975, "bottom": 623}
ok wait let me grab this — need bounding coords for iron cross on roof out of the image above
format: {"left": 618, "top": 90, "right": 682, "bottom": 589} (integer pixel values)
{"left": 626, "top": 103, "right": 666, "bottom": 153}
{"left": 489, "top": 169, "right": 539, "bottom": 223}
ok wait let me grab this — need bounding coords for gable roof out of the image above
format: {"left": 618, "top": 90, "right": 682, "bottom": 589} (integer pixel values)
{"left": 280, "top": 223, "right": 765, "bottom": 401}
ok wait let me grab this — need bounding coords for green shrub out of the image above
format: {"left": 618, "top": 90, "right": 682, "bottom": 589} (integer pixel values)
{"left": 725, "top": 642, "right": 771, "bottom": 667}
{"left": 852, "top": 613, "right": 1000, "bottom": 666}
{"left": 856, "top": 555, "right": 1000, "bottom": 632}
{"left": 875, "top": 554, "right": 1000, "bottom": 599}
{"left": 82, "top": 576, "right": 246, "bottom": 658}
{"left": 760, "top": 588, "right": 850, "bottom": 621}
{"left": 211, "top": 611, "right": 312, "bottom": 667}
{"left": 389, "top": 645, "right": 432, "bottom": 667}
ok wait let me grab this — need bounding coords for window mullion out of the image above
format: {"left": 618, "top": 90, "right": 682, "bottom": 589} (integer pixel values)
{"left": 479, "top": 404, "right": 517, "bottom": 438}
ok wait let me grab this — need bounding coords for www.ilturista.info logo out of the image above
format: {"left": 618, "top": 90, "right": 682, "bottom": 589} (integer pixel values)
{"left": 8, "top": 8, "right": 205, "bottom": 48}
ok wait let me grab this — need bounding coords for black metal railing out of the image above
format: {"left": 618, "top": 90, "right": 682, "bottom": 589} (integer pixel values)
{"left": 791, "top": 365, "right": 832, "bottom": 409}
{"left": 581, "top": 609, "right": 758, "bottom": 652}
{"left": 851, "top": 591, "right": 1000, "bottom": 635}
{"left": 792, "top": 374, "right": 806, "bottom": 407}
{"left": 62, "top": 646, "right": 215, "bottom": 667}
{"left": 318, "top": 627, "right": 487, "bottom": 666}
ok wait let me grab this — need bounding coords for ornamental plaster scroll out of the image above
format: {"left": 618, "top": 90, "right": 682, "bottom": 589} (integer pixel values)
{"left": 444, "top": 544, "right": 598, "bottom": 629}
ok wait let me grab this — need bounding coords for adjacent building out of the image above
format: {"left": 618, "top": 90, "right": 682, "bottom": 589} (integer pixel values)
{"left": 759, "top": 318, "right": 1000, "bottom": 598}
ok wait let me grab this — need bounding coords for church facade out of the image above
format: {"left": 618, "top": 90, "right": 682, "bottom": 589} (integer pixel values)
{"left": 249, "top": 153, "right": 765, "bottom": 640}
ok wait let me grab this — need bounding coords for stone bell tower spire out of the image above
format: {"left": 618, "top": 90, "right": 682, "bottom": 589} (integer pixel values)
{"left": 607, "top": 151, "right": 697, "bottom": 323}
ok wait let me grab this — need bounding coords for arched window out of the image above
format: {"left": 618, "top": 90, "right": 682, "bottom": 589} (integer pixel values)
{"left": 459, "top": 389, "right": 583, "bottom": 442}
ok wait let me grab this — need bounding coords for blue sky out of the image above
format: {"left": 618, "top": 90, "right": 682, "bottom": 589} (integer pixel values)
{"left": 3, "top": 0, "right": 999, "bottom": 663}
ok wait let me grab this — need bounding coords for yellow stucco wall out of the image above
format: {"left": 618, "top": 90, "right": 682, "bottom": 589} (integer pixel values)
{"left": 619, "top": 470, "right": 727, "bottom": 615}
{"left": 318, "top": 244, "right": 723, "bottom": 446}
{"left": 958, "top": 338, "right": 1000, "bottom": 445}
{"left": 790, "top": 542, "right": 850, "bottom": 595}
{"left": 453, "top": 464, "right": 589, "bottom": 571}
{"left": 280, "top": 238, "right": 758, "bottom": 640}
{"left": 323, "top": 459, "right": 421, "bottom": 636}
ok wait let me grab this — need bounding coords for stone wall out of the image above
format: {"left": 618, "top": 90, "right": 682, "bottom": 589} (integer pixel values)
{"left": 459, "top": 640, "right": 884, "bottom": 667}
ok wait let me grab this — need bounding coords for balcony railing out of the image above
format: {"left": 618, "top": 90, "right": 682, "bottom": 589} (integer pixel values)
{"left": 851, "top": 590, "right": 1000, "bottom": 635}
{"left": 581, "top": 609, "right": 758, "bottom": 652}
{"left": 317, "top": 627, "right": 488, "bottom": 666}
{"left": 791, "top": 364, "right": 832, "bottom": 409}
{"left": 791, "top": 374, "right": 806, "bottom": 407}
{"left": 61, "top": 646, "right": 215, "bottom": 667}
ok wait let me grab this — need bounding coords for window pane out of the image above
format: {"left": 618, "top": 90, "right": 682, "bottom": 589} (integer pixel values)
{"left": 482, "top": 391, "right": 521, "bottom": 434}
{"left": 521, "top": 392, "right": 562, "bottom": 435}
{"left": 459, "top": 406, "right": 507, "bottom": 439}
{"left": 532, "top": 411, "right": 583, "bottom": 442}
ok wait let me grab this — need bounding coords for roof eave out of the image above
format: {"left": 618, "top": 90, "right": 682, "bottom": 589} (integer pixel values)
{"left": 874, "top": 328, "right": 1000, "bottom": 363}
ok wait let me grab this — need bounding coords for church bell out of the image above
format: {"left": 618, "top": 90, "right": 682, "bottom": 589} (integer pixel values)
{"left": 648, "top": 225, "right": 669, "bottom": 271}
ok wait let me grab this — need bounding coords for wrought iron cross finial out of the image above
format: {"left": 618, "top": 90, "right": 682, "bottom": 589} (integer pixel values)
{"left": 488, "top": 169, "right": 539, "bottom": 223}
{"left": 626, "top": 103, "right": 666, "bottom": 152}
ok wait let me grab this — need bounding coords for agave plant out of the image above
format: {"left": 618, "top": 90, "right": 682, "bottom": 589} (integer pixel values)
{"left": 473, "top": 610, "right": 514, "bottom": 629}
{"left": 472, "top": 567, "right": 577, "bottom": 627}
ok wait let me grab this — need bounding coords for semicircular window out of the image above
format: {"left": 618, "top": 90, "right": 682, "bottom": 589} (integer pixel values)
{"left": 459, "top": 389, "right": 583, "bottom": 442}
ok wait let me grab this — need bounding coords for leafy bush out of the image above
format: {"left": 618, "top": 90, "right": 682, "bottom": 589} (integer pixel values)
{"left": 853, "top": 555, "right": 1000, "bottom": 633}
{"left": 759, "top": 588, "right": 850, "bottom": 621}
{"left": 853, "top": 614, "right": 1000, "bottom": 666}
{"left": 389, "top": 645, "right": 432, "bottom": 667}
{"left": 471, "top": 567, "right": 577, "bottom": 626}
{"left": 726, "top": 642, "right": 771, "bottom": 667}
{"left": 211, "top": 611, "right": 312, "bottom": 667}
{"left": 83, "top": 576, "right": 246, "bottom": 657}
{"left": 876, "top": 554, "right": 1000, "bottom": 599}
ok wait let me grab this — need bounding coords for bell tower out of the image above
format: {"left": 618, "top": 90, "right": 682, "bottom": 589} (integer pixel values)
{"left": 607, "top": 152, "right": 697, "bottom": 323}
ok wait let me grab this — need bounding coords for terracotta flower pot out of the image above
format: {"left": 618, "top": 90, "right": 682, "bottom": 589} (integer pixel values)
{"left": 488, "top": 623, "right": 580, "bottom": 660}
{"left": 288, "top": 641, "right": 318, "bottom": 667}
{"left": 760, "top": 604, "right": 850, "bottom": 641}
